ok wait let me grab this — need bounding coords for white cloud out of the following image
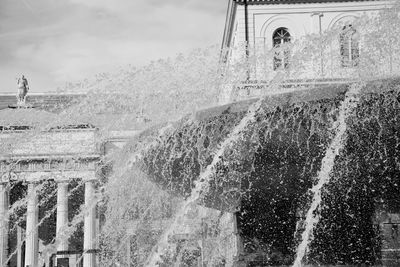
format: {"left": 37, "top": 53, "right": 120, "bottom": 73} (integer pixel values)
{"left": 0, "top": 0, "right": 226, "bottom": 92}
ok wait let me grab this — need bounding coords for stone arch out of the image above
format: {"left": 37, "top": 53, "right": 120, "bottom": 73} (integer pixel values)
{"left": 328, "top": 13, "right": 361, "bottom": 68}
{"left": 260, "top": 15, "right": 301, "bottom": 49}
{"left": 328, "top": 13, "right": 360, "bottom": 30}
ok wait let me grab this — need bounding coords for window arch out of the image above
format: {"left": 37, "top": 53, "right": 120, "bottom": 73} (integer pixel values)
{"left": 340, "top": 25, "right": 359, "bottom": 67}
{"left": 273, "top": 27, "right": 291, "bottom": 70}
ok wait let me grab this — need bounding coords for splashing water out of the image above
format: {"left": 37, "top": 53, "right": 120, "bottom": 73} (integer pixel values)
{"left": 2, "top": 3, "right": 400, "bottom": 266}
{"left": 145, "top": 94, "right": 266, "bottom": 266}
{"left": 292, "top": 82, "right": 363, "bottom": 266}
{"left": 5, "top": 180, "right": 86, "bottom": 265}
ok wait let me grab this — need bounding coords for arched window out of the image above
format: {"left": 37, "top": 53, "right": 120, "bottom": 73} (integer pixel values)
{"left": 273, "top": 27, "right": 291, "bottom": 70}
{"left": 340, "top": 25, "right": 359, "bottom": 67}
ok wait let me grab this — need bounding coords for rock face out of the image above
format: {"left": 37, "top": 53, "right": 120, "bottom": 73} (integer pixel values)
{"left": 129, "top": 77, "right": 400, "bottom": 265}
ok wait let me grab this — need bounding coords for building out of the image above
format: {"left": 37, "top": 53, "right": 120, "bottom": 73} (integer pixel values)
{"left": 222, "top": 0, "right": 392, "bottom": 53}
{"left": 219, "top": 0, "right": 395, "bottom": 103}
{"left": 0, "top": 93, "right": 142, "bottom": 267}
{"left": 132, "top": 1, "right": 400, "bottom": 266}
{"left": 1, "top": 1, "right": 400, "bottom": 266}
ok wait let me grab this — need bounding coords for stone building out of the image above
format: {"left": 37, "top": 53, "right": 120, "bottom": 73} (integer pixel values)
{"left": 222, "top": 0, "right": 392, "bottom": 53}
{"left": 219, "top": 0, "right": 395, "bottom": 103}
{"left": 130, "top": 1, "right": 400, "bottom": 265}
{"left": 1, "top": 1, "right": 400, "bottom": 267}
{"left": 0, "top": 94, "right": 141, "bottom": 267}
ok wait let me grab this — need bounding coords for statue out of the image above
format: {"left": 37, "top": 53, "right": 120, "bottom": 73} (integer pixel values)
{"left": 16, "top": 75, "right": 29, "bottom": 106}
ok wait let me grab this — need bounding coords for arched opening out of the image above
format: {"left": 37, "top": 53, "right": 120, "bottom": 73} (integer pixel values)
{"left": 340, "top": 24, "right": 359, "bottom": 67}
{"left": 273, "top": 27, "right": 291, "bottom": 70}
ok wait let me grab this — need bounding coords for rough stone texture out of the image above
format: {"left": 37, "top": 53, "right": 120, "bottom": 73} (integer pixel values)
{"left": 128, "top": 77, "right": 400, "bottom": 265}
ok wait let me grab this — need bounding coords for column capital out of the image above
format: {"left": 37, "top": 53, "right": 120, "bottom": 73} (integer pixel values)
{"left": 1, "top": 172, "right": 17, "bottom": 184}
{"left": 0, "top": 182, "right": 10, "bottom": 191}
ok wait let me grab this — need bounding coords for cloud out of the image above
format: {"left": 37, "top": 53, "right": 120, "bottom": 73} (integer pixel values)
{"left": 0, "top": 0, "right": 226, "bottom": 92}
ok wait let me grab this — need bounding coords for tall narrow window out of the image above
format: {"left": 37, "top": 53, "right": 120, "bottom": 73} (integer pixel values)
{"left": 340, "top": 25, "right": 359, "bottom": 67}
{"left": 273, "top": 27, "right": 291, "bottom": 70}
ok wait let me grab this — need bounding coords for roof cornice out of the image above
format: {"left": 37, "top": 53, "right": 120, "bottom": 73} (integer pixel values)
{"left": 234, "top": 0, "right": 382, "bottom": 4}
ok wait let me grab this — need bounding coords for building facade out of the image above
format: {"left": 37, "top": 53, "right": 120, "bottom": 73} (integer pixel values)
{"left": 1, "top": 1, "right": 399, "bottom": 266}
{"left": 222, "top": 0, "right": 392, "bottom": 51}
{"left": 220, "top": 0, "right": 394, "bottom": 103}
{"left": 0, "top": 94, "right": 140, "bottom": 267}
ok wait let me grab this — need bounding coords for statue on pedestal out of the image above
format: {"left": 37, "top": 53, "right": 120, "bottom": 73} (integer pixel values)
{"left": 16, "top": 75, "right": 29, "bottom": 107}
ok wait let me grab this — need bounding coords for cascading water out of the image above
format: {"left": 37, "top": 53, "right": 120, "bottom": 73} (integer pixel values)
{"left": 145, "top": 89, "right": 267, "bottom": 266}
{"left": 292, "top": 82, "right": 363, "bottom": 266}
{"left": 2, "top": 3, "right": 400, "bottom": 266}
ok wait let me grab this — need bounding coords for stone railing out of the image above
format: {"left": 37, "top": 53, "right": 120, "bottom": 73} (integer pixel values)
{"left": 226, "top": 77, "right": 354, "bottom": 103}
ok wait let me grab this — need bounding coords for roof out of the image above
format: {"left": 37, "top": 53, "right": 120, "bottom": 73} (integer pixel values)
{"left": 0, "top": 93, "right": 83, "bottom": 113}
{"left": 0, "top": 108, "right": 97, "bottom": 130}
{"left": 233, "top": 0, "right": 381, "bottom": 4}
{"left": 0, "top": 93, "right": 152, "bottom": 130}
{"left": 0, "top": 108, "right": 56, "bottom": 127}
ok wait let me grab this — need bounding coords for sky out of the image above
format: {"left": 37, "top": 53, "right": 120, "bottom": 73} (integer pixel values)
{"left": 0, "top": 0, "right": 227, "bottom": 92}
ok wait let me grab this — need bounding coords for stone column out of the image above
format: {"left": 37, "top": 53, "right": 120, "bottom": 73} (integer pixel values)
{"left": 56, "top": 182, "right": 69, "bottom": 259}
{"left": 17, "top": 226, "right": 24, "bottom": 267}
{"left": 310, "top": 12, "right": 321, "bottom": 34}
{"left": 56, "top": 182, "right": 69, "bottom": 250}
{"left": 83, "top": 181, "right": 97, "bottom": 267}
{"left": 0, "top": 183, "right": 9, "bottom": 266}
{"left": 25, "top": 183, "right": 38, "bottom": 267}
{"left": 310, "top": 12, "right": 324, "bottom": 76}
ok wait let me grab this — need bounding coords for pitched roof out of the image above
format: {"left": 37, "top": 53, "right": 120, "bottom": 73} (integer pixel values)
{"left": 234, "top": 0, "right": 381, "bottom": 4}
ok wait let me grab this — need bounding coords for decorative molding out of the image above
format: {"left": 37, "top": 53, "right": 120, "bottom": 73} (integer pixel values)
{"left": 259, "top": 14, "right": 301, "bottom": 49}
{"left": 328, "top": 12, "right": 360, "bottom": 29}
{"left": 260, "top": 14, "right": 294, "bottom": 36}
{"left": 1, "top": 172, "right": 17, "bottom": 183}
{"left": 0, "top": 159, "right": 96, "bottom": 174}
